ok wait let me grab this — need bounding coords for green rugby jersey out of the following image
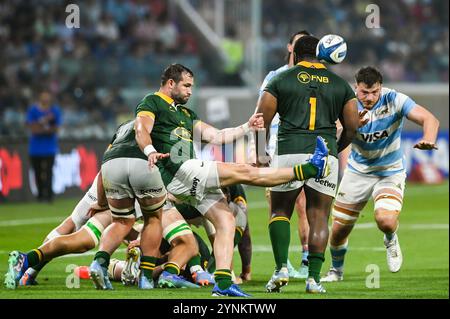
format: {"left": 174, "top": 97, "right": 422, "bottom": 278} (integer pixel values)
{"left": 135, "top": 92, "right": 200, "bottom": 185}
{"left": 264, "top": 61, "right": 356, "bottom": 157}
{"left": 102, "top": 120, "right": 147, "bottom": 164}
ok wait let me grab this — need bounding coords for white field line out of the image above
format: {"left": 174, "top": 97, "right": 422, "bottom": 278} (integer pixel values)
{"left": 249, "top": 184, "right": 448, "bottom": 209}
{"left": 0, "top": 217, "right": 63, "bottom": 227}
{"left": 0, "top": 246, "right": 386, "bottom": 258}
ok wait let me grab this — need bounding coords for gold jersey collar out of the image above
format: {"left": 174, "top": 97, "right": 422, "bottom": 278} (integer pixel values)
{"left": 297, "top": 61, "right": 327, "bottom": 69}
{"left": 154, "top": 91, "right": 175, "bottom": 105}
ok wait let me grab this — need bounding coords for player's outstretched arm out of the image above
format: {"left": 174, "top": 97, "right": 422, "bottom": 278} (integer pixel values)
{"left": 338, "top": 98, "right": 359, "bottom": 153}
{"left": 194, "top": 113, "right": 264, "bottom": 145}
{"left": 406, "top": 104, "right": 440, "bottom": 150}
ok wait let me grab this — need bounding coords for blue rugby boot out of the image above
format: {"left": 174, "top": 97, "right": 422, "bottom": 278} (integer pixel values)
{"left": 89, "top": 260, "right": 113, "bottom": 290}
{"left": 212, "top": 283, "right": 252, "bottom": 297}
{"left": 4, "top": 251, "right": 29, "bottom": 289}
{"left": 138, "top": 273, "right": 154, "bottom": 289}
{"left": 158, "top": 271, "right": 200, "bottom": 289}
{"left": 308, "top": 136, "right": 330, "bottom": 178}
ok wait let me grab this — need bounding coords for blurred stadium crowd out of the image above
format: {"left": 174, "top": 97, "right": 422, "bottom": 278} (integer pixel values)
{"left": 260, "top": 0, "right": 449, "bottom": 82}
{"left": 0, "top": 0, "right": 448, "bottom": 139}
{"left": 0, "top": 0, "right": 199, "bottom": 139}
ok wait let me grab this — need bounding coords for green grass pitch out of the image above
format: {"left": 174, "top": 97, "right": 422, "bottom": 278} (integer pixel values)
{"left": 0, "top": 182, "right": 448, "bottom": 299}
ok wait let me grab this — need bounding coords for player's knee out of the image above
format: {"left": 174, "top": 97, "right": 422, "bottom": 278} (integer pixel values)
{"left": 375, "top": 209, "right": 398, "bottom": 232}
{"left": 330, "top": 227, "right": 349, "bottom": 246}
{"left": 216, "top": 212, "right": 236, "bottom": 234}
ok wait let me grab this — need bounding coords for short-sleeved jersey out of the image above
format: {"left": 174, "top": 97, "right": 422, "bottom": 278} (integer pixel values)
{"left": 135, "top": 92, "right": 200, "bottom": 185}
{"left": 264, "top": 61, "right": 355, "bottom": 157}
{"left": 26, "top": 104, "right": 62, "bottom": 156}
{"left": 102, "top": 120, "right": 146, "bottom": 164}
{"left": 348, "top": 87, "right": 416, "bottom": 176}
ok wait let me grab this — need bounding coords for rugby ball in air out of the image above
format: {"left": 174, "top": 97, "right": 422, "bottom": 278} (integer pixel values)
{"left": 316, "top": 34, "right": 347, "bottom": 64}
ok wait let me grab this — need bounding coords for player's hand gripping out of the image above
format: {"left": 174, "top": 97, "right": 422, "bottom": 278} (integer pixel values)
{"left": 248, "top": 113, "right": 264, "bottom": 130}
{"left": 413, "top": 140, "right": 438, "bottom": 150}
{"left": 148, "top": 152, "right": 170, "bottom": 169}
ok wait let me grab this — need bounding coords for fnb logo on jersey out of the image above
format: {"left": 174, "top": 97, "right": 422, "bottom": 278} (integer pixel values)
{"left": 361, "top": 130, "right": 389, "bottom": 142}
{"left": 297, "top": 71, "right": 329, "bottom": 84}
{"left": 172, "top": 127, "right": 193, "bottom": 142}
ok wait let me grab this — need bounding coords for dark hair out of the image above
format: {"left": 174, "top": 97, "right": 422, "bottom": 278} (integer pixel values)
{"left": 355, "top": 66, "right": 383, "bottom": 86}
{"left": 285, "top": 30, "right": 311, "bottom": 63}
{"left": 293, "top": 35, "right": 319, "bottom": 63}
{"left": 288, "top": 30, "right": 311, "bottom": 44}
{"left": 161, "top": 63, "right": 194, "bottom": 85}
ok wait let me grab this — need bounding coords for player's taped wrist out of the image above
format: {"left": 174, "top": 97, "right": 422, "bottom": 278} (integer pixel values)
{"left": 143, "top": 144, "right": 157, "bottom": 157}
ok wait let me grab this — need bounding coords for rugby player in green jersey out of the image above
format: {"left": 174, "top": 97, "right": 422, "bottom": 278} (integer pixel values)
{"left": 256, "top": 36, "right": 359, "bottom": 293}
{"left": 88, "top": 120, "right": 169, "bottom": 290}
{"left": 135, "top": 63, "right": 330, "bottom": 297}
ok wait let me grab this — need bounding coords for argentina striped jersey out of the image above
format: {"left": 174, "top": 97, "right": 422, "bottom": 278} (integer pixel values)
{"left": 259, "top": 65, "right": 288, "bottom": 157}
{"left": 348, "top": 87, "right": 416, "bottom": 176}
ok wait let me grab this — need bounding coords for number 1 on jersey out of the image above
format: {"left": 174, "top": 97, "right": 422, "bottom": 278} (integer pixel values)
{"left": 309, "top": 97, "right": 317, "bottom": 130}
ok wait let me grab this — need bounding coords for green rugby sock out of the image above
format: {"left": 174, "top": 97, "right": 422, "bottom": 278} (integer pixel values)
{"left": 308, "top": 252, "right": 325, "bottom": 283}
{"left": 293, "top": 163, "right": 318, "bottom": 181}
{"left": 163, "top": 262, "right": 180, "bottom": 275}
{"left": 187, "top": 254, "right": 202, "bottom": 273}
{"left": 269, "top": 217, "right": 290, "bottom": 270}
{"left": 214, "top": 269, "right": 233, "bottom": 290}
{"left": 26, "top": 249, "right": 44, "bottom": 268}
{"left": 32, "top": 260, "right": 49, "bottom": 272}
{"left": 207, "top": 254, "right": 216, "bottom": 273}
{"left": 140, "top": 256, "right": 157, "bottom": 279}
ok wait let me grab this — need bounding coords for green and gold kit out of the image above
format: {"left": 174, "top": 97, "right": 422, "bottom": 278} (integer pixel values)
{"left": 135, "top": 92, "right": 200, "bottom": 185}
{"left": 102, "top": 120, "right": 146, "bottom": 164}
{"left": 264, "top": 61, "right": 355, "bottom": 157}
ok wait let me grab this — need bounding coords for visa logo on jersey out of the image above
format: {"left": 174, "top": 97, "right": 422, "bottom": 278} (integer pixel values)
{"left": 360, "top": 130, "right": 389, "bottom": 142}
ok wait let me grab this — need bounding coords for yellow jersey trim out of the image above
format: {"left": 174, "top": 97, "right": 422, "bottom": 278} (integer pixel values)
{"left": 154, "top": 91, "right": 174, "bottom": 105}
{"left": 137, "top": 111, "right": 155, "bottom": 119}
{"left": 297, "top": 61, "right": 327, "bottom": 69}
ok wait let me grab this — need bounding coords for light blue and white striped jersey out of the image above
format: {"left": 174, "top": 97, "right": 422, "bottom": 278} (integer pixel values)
{"left": 259, "top": 65, "right": 288, "bottom": 157}
{"left": 348, "top": 87, "right": 417, "bottom": 176}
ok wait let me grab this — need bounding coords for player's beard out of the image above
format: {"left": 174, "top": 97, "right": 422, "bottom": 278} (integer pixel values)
{"left": 173, "top": 93, "right": 189, "bottom": 105}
